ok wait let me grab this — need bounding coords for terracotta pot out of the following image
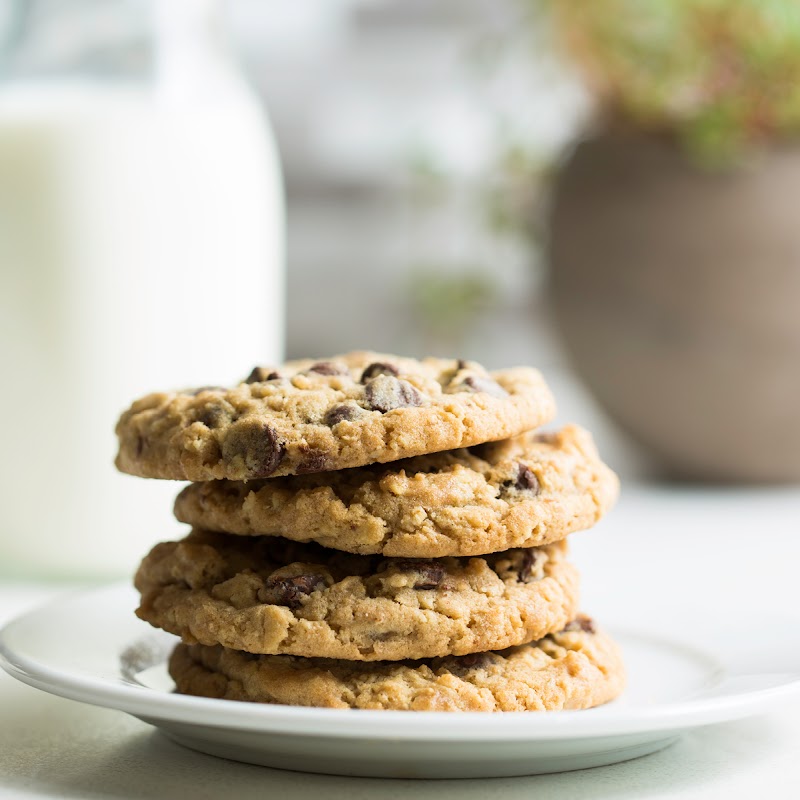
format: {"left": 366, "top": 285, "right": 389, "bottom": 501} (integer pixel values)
{"left": 548, "top": 132, "right": 800, "bottom": 482}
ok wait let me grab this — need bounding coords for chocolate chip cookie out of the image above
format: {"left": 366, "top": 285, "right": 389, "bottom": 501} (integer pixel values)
{"left": 135, "top": 530, "right": 579, "bottom": 661}
{"left": 174, "top": 425, "right": 618, "bottom": 558}
{"left": 115, "top": 352, "right": 556, "bottom": 481}
{"left": 168, "top": 618, "right": 624, "bottom": 711}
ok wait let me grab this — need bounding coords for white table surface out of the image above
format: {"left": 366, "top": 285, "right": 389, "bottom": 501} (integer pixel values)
{"left": 2, "top": 485, "right": 800, "bottom": 799}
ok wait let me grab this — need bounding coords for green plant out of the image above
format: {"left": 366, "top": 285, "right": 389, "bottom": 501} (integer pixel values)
{"left": 406, "top": 267, "right": 497, "bottom": 345}
{"left": 547, "top": 0, "right": 800, "bottom": 163}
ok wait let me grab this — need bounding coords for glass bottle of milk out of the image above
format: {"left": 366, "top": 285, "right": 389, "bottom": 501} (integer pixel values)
{"left": 0, "top": 0, "right": 285, "bottom": 577}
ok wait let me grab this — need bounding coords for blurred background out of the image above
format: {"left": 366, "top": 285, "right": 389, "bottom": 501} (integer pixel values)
{"left": 2, "top": 0, "right": 800, "bottom": 578}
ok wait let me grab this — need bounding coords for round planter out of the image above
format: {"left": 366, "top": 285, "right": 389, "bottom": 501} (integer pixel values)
{"left": 548, "top": 132, "right": 800, "bottom": 482}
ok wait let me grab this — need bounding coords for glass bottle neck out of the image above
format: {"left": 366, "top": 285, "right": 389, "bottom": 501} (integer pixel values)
{"left": 0, "top": 0, "right": 235, "bottom": 93}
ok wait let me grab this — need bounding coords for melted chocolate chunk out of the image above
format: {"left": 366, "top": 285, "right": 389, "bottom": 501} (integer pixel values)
{"left": 563, "top": 615, "right": 596, "bottom": 634}
{"left": 518, "top": 549, "right": 538, "bottom": 582}
{"left": 259, "top": 574, "right": 326, "bottom": 609}
{"left": 393, "top": 560, "right": 446, "bottom": 590}
{"left": 515, "top": 464, "right": 540, "bottom": 493}
{"left": 364, "top": 375, "right": 423, "bottom": 413}
{"left": 323, "top": 404, "right": 361, "bottom": 427}
{"left": 501, "top": 464, "right": 541, "bottom": 495}
{"left": 197, "top": 404, "right": 230, "bottom": 429}
{"left": 456, "top": 651, "right": 492, "bottom": 670}
{"left": 461, "top": 374, "right": 508, "bottom": 398}
{"left": 360, "top": 362, "right": 399, "bottom": 383}
{"left": 296, "top": 449, "right": 331, "bottom": 474}
{"left": 307, "top": 361, "right": 347, "bottom": 376}
{"left": 245, "top": 367, "right": 281, "bottom": 384}
{"left": 221, "top": 421, "right": 285, "bottom": 477}
{"left": 445, "top": 650, "right": 495, "bottom": 676}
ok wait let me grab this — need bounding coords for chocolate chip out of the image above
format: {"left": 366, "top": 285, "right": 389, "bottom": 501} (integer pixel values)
{"left": 197, "top": 404, "right": 230, "bottom": 429}
{"left": 456, "top": 652, "right": 492, "bottom": 669}
{"left": 563, "top": 615, "right": 596, "bottom": 634}
{"left": 364, "top": 375, "right": 423, "bottom": 413}
{"left": 515, "top": 464, "right": 540, "bottom": 493}
{"left": 394, "top": 560, "right": 446, "bottom": 590}
{"left": 456, "top": 359, "right": 469, "bottom": 370}
{"left": 445, "top": 650, "right": 494, "bottom": 677}
{"left": 296, "top": 449, "right": 330, "bottom": 474}
{"left": 323, "top": 403, "right": 361, "bottom": 427}
{"left": 518, "top": 549, "right": 538, "bottom": 582}
{"left": 360, "top": 362, "right": 399, "bottom": 383}
{"left": 221, "top": 421, "right": 285, "bottom": 477}
{"left": 307, "top": 361, "right": 347, "bottom": 376}
{"left": 245, "top": 367, "right": 281, "bottom": 384}
{"left": 501, "top": 464, "right": 541, "bottom": 495}
{"left": 259, "top": 574, "right": 326, "bottom": 609}
{"left": 461, "top": 375, "right": 508, "bottom": 398}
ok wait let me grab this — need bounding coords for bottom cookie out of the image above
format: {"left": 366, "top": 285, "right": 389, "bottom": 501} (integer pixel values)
{"left": 169, "top": 616, "right": 625, "bottom": 712}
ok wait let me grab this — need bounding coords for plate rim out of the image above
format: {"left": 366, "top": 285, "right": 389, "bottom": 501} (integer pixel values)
{"left": 2, "top": 582, "right": 799, "bottom": 742}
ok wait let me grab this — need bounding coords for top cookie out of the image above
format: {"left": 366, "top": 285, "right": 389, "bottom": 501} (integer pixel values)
{"left": 115, "top": 352, "right": 556, "bottom": 481}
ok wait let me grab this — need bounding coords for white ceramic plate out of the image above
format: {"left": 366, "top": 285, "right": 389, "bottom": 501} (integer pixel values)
{"left": 1, "top": 583, "right": 798, "bottom": 779}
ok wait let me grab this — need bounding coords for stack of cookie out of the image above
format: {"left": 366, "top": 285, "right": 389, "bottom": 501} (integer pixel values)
{"left": 116, "top": 352, "right": 624, "bottom": 712}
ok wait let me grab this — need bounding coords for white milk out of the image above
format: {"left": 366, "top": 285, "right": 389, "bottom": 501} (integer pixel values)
{"left": 0, "top": 78, "right": 284, "bottom": 577}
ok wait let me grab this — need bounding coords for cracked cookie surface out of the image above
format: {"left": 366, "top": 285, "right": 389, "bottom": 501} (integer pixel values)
{"left": 174, "top": 425, "right": 618, "bottom": 558}
{"left": 135, "top": 530, "right": 579, "bottom": 661}
{"left": 115, "top": 352, "right": 556, "bottom": 481}
{"left": 168, "top": 619, "right": 624, "bottom": 711}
